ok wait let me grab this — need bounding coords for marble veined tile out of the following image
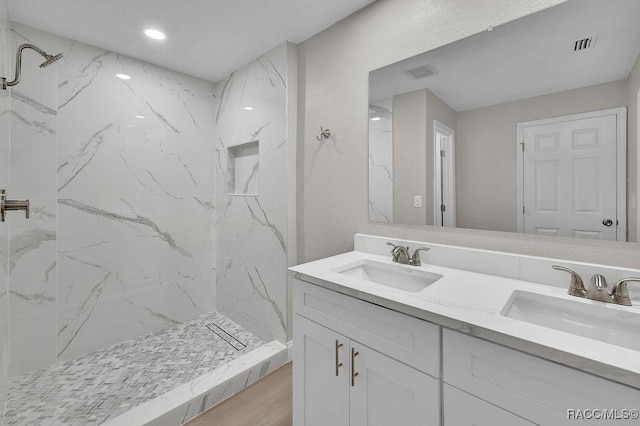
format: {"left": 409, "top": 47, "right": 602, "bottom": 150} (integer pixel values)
{"left": 0, "top": 221, "right": 8, "bottom": 425}
{"left": 57, "top": 254, "right": 215, "bottom": 361}
{"left": 0, "top": 92, "right": 9, "bottom": 196}
{"left": 57, "top": 119, "right": 214, "bottom": 199}
{"left": 8, "top": 198, "right": 56, "bottom": 289}
{"left": 213, "top": 43, "right": 289, "bottom": 344}
{"left": 7, "top": 199, "right": 57, "bottom": 376}
{"left": 214, "top": 45, "right": 287, "bottom": 138}
{"left": 7, "top": 282, "right": 56, "bottom": 376}
{"left": 9, "top": 110, "right": 57, "bottom": 199}
{"left": 57, "top": 35, "right": 215, "bottom": 136}
{"left": 216, "top": 256, "right": 286, "bottom": 343}
{"left": 216, "top": 195, "right": 286, "bottom": 275}
{"left": 57, "top": 197, "right": 213, "bottom": 278}
{"left": 369, "top": 99, "right": 393, "bottom": 223}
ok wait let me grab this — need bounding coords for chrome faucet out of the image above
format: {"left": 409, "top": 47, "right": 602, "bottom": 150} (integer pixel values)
{"left": 410, "top": 247, "right": 430, "bottom": 266}
{"left": 386, "top": 243, "right": 430, "bottom": 266}
{"left": 611, "top": 278, "right": 640, "bottom": 306}
{"left": 387, "top": 242, "right": 410, "bottom": 264}
{"left": 585, "top": 274, "right": 611, "bottom": 303}
{"left": 552, "top": 265, "right": 586, "bottom": 298}
{"left": 552, "top": 265, "right": 640, "bottom": 306}
{"left": 0, "top": 190, "right": 29, "bottom": 222}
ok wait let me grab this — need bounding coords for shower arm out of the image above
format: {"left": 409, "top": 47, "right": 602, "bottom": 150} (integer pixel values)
{"left": 3, "top": 43, "right": 50, "bottom": 90}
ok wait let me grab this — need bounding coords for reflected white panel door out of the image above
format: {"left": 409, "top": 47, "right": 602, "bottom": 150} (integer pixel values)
{"left": 434, "top": 120, "right": 456, "bottom": 227}
{"left": 349, "top": 342, "right": 440, "bottom": 426}
{"left": 521, "top": 112, "right": 619, "bottom": 240}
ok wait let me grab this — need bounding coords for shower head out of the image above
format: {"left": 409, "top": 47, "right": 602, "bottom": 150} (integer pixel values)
{"left": 2, "top": 43, "right": 64, "bottom": 89}
{"left": 39, "top": 53, "right": 64, "bottom": 68}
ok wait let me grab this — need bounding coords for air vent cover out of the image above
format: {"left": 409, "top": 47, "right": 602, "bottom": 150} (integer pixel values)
{"left": 404, "top": 65, "right": 436, "bottom": 79}
{"left": 573, "top": 35, "right": 597, "bottom": 51}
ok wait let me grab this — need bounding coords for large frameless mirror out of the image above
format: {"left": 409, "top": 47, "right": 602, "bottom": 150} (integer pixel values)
{"left": 368, "top": 0, "right": 640, "bottom": 243}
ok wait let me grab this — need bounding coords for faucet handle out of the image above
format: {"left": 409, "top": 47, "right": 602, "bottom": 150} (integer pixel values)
{"left": 552, "top": 265, "right": 586, "bottom": 298}
{"left": 586, "top": 274, "right": 611, "bottom": 303}
{"left": 410, "top": 247, "right": 430, "bottom": 266}
{"left": 611, "top": 278, "right": 640, "bottom": 306}
{"left": 387, "top": 242, "right": 399, "bottom": 262}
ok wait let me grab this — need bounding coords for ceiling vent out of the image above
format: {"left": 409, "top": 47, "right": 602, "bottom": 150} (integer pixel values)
{"left": 573, "top": 35, "right": 597, "bottom": 52}
{"left": 404, "top": 65, "right": 436, "bottom": 79}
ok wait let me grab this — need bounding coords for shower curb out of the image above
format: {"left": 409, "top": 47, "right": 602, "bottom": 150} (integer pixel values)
{"left": 104, "top": 341, "right": 288, "bottom": 426}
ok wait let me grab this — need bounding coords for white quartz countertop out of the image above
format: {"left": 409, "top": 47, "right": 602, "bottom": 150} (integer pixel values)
{"left": 289, "top": 250, "right": 640, "bottom": 389}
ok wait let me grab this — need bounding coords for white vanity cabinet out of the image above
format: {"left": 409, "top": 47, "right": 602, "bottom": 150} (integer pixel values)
{"left": 442, "top": 330, "right": 640, "bottom": 426}
{"left": 293, "top": 276, "right": 640, "bottom": 426}
{"left": 293, "top": 279, "right": 440, "bottom": 426}
{"left": 443, "top": 385, "right": 536, "bottom": 426}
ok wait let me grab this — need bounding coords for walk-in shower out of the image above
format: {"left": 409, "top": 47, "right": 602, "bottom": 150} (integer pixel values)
{"left": 1, "top": 43, "right": 63, "bottom": 89}
{"left": 0, "top": 17, "right": 293, "bottom": 425}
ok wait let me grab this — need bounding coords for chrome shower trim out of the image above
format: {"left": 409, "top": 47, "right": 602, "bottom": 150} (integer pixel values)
{"left": 2, "top": 43, "right": 64, "bottom": 90}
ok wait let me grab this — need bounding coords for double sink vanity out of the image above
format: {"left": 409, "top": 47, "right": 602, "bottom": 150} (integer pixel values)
{"left": 290, "top": 234, "right": 640, "bottom": 425}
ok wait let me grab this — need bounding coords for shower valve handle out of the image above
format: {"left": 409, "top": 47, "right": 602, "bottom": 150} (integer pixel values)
{"left": 0, "top": 190, "right": 30, "bottom": 222}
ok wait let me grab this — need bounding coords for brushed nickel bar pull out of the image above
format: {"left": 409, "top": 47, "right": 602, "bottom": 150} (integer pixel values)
{"left": 351, "top": 348, "right": 359, "bottom": 386}
{"left": 0, "top": 190, "right": 29, "bottom": 222}
{"left": 335, "top": 340, "right": 343, "bottom": 376}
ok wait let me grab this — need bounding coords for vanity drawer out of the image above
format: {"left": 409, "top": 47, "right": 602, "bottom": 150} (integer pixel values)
{"left": 444, "top": 384, "right": 535, "bottom": 426}
{"left": 293, "top": 279, "right": 440, "bottom": 377}
{"left": 443, "top": 329, "right": 640, "bottom": 425}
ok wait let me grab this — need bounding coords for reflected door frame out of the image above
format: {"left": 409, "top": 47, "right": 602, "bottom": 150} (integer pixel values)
{"left": 516, "top": 107, "right": 627, "bottom": 241}
{"left": 434, "top": 120, "right": 456, "bottom": 227}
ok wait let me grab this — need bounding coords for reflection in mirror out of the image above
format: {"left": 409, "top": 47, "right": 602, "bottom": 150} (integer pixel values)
{"left": 368, "top": 0, "right": 640, "bottom": 243}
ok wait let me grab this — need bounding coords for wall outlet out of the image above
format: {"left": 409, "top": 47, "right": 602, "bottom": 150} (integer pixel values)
{"left": 413, "top": 195, "right": 422, "bottom": 208}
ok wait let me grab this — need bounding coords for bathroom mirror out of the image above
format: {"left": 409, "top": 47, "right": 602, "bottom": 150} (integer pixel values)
{"left": 368, "top": 0, "right": 640, "bottom": 242}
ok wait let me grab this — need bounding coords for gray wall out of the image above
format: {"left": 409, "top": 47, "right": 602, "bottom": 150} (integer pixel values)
{"left": 392, "top": 88, "right": 457, "bottom": 225}
{"left": 456, "top": 80, "right": 628, "bottom": 232}
{"left": 393, "top": 90, "right": 427, "bottom": 225}
{"left": 297, "top": 0, "right": 640, "bottom": 268}
{"left": 627, "top": 55, "right": 640, "bottom": 242}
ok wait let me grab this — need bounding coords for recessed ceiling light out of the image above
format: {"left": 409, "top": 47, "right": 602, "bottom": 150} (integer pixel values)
{"left": 144, "top": 28, "right": 166, "bottom": 40}
{"left": 136, "top": 115, "right": 145, "bottom": 119}
{"left": 371, "top": 117, "right": 381, "bottom": 121}
{"left": 243, "top": 106, "right": 254, "bottom": 111}
{"left": 116, "top": 73, "right": 131, "bottom": 80}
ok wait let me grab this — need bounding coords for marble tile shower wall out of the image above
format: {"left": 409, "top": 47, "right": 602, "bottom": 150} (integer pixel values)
{"left": 214, "top": 43, "right": 289, "bottom": 344}
{"left": 0, "top": 0, "right": 9, "bottom": 419}
{"left": 368, "top": 98, "right": 393, "bottom": 223}
{"left": 4, "top": 22, "right": 217, "bottom": 377}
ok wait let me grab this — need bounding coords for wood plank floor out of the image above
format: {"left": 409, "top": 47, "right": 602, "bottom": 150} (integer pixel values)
{"left": 185, "top": 362, "right": 292, "bottom": 426}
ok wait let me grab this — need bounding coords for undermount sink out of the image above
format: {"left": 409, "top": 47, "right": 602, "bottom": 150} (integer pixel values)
{"left": 333, "top": 259, "right": 443, "bottom": 292}
{"left": 502, "top": 290, "right": 640, "bottom": 351}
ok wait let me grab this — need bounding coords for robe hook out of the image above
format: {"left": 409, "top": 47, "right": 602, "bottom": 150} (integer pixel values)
{"left": 316, "top": 127, "right": 331, "bottom": 141}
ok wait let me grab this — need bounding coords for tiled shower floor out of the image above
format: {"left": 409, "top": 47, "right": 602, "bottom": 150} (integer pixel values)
{"left": 3, "top": 311, "right": 265, "bottom": 425}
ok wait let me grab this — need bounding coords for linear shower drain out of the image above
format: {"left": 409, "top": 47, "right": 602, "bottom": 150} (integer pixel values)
{"left": 206, "top": 322, "right": 247, "bottom": 351}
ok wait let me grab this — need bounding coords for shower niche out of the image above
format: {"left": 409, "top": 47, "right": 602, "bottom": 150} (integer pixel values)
{"left": 227, "top": 140, "right": 260, "bottom": 196}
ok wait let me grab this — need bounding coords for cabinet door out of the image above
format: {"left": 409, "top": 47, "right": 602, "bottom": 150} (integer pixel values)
{"left": 349, "top": 342, "right": 440, "bottom": 426}
{"left": 444, "top": 384, "right": 536, "bottom": 426}
{"left": 293, "top": 315, "right": 350, "bottom": 426}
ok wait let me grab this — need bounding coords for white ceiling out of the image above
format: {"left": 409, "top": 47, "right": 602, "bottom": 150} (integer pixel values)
{"left": 370, "top": 0, "right": 640, "bottom": 111}
{"left": 8, "top": 0, "right": 375, "bottom": 82}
